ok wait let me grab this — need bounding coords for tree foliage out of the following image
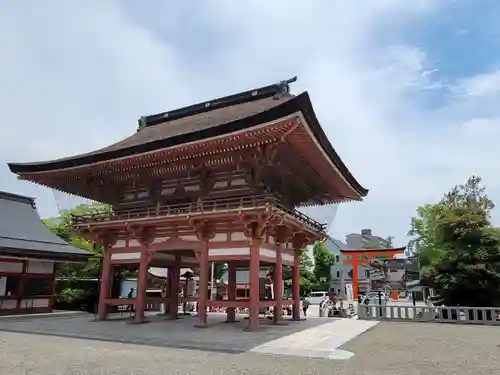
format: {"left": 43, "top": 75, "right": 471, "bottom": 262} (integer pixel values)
{"left": 312, "top": 242, "right": 335, "bottom": 283}
{"left": 409, "top": 176, "right": 500, "bottom": 306}
{"left": 281, "top": 248, "right": 316, "bottom": 295}
{"left": 384, "top": 236, "right": 394, "bottom": 248}
{"left": 44, "top": 202, "right": 111, "bottom": 279}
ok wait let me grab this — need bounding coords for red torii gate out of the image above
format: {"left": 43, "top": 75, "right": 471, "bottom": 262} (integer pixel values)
{"left": 340, "top": 247, "right": 406, "bottom": 300}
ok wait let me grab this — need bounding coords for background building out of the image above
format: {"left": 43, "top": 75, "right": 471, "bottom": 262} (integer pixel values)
{"left": 325, "top": 237, "right": 372, "bottom": 295}
{"left": 345, "top": 228, "right": 390, "bottom": 249}
{"left": 327, "top": 229, "right": 416, "bottom": 296}
{"left": 0, "top": 191, "right": 90, "bottom": 315}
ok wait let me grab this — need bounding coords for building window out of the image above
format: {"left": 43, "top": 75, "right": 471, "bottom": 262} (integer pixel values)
{"left": 336, "top": 271, "right": 340, "bottom": 278}
{"left": 365, "top": 270, "right": 370, "bottom": 278}
{"left": 335, "top": 255, "right": 340, "bottom": 263}
{"left": 24, "top": 277, "right": 53, "bottom": 296}
{"left": 0, "top": 275, "right": 21, "bottom": 296}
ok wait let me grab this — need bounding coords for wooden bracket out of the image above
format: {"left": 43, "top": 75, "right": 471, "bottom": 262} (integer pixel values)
{"left": 292, "top": 232, "right": 311, "bottom": 250}
{"left": 190, "top": 219, "right": 216, "bottom": 242}
{"left": 90, "top": 229, "right": 118, "bottom": 248}
{"left": 271, "top": 225, "right": 293, "bottom": 246}
{"left": 131, "top": 225, "right": 155, "bottom": 246}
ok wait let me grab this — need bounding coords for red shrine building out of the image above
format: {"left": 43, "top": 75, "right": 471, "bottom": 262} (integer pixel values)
{"left": 8, "top": 77, "right": 368, "bottom": 330}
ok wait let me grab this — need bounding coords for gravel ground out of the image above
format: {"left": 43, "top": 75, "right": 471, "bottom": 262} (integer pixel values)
{"left": 1, "top": 321, "right": 499, "bottom": 375}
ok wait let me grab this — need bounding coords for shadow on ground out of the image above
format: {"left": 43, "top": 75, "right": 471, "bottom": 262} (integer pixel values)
{"left": 0, "top": 312, "right": 329, "bottom": 354}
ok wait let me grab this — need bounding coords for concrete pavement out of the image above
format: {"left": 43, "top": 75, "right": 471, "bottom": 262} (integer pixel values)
{"left": 0, "top": 311, "right": 362, "bottom": 355}
{"left": 251, "top": 318, "right": 379, "bottom": 359}
{"left": 1, "top": 321, "right": 499, "bottom": 374}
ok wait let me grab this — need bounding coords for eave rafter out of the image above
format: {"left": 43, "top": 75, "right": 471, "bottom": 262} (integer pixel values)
{"left": 16, "top": 112, "right": 362, "bottom": 207}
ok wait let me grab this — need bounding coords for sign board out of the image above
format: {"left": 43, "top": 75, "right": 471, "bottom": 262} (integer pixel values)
{"left": 345, "top": 283, "right": 354, "bottom": 300}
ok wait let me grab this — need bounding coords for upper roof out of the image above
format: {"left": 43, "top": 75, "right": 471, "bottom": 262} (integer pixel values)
{"left": 0, "top": 191, "right": 92, "bottom": 261}
{"left": 7, "top": 77, "right": 368, "bottom": 197}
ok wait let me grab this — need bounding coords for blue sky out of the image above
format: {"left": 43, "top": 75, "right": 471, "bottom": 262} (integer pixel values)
{"left": 1, "top": 0, "right": 499, "bottom": 247}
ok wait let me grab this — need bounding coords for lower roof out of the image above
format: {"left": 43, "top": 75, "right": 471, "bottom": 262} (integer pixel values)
{"left": 0, "top": 191, "right": 92, "bottom": 261}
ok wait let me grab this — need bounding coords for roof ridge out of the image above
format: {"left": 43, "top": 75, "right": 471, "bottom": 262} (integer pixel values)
{"left": 0, "top": 191, "right": 34, "bottom": 205}
{"left": 137, "top": 76, "right": 297, "bottom": 131}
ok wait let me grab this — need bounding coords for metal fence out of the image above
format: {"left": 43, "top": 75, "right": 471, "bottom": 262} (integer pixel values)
{"left": 358, "top": 304, "right": 500, "bottom": 326}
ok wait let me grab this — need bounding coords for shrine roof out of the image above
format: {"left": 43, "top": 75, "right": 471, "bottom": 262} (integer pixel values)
{"left": 0, "top": 191, "right": 92, "bottom": 261}
{"left": 7, "top": 77, "right": 368, "bottom": 197}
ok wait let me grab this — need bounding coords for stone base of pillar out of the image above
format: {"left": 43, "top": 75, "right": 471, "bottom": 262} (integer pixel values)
{"left": 94, "top": 313, "right": 107, "bottom": 322}
{"left": 128, "top": 317, "right": 150, "bottom": 325}
{"left": 272, "top": 314, "right": 283, "bottom": 324}
{"left": 225, "top": 307, "right": 237, "bottom": 323}
{"left": 272, "top": 320, "right": 290, "bottom": 326}
{"left": 243, "top": 325, "right": 264, "bottom": 332}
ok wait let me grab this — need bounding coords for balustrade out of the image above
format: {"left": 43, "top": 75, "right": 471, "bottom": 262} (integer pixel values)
{"left": 358, "top": 304, "right": 500, "bottom": 326}
{"left": 71, "top": 195, "right": 325, "bottom": 231}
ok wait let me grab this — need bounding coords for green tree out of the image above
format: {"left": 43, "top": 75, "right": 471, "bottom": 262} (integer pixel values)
{"left": 407, "top": 204, "right": 447, "bottom": 267}
{"left": 409, "top": 176, "right": 500, "bottom": 306}
{"left": 312, "top": 242, "right": 335, "bottom": 283}
{"left": 44, "top": 202, "right": 111, "bottom": 279}
{"left": 282, "top": 249, "right": 316, "bottom": 295}
{"left": 209, "top": 263, "right": 228, "bottom": 281}
{"left": 384, "top": 236, "right": 395, "bottom": 248}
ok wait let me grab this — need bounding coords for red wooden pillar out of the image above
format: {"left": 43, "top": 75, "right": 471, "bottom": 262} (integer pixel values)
{"left": 16, "top": 260, "right": 27, "bottom": 313}
{"left": 248, "top": 241, "right": 260, "bottom": 331}
{"left": 96, "top": 247, "right": 112, "bottom": 321}
{"left": 273, "top": 243, "right": 283, "bottom": 324}
{"left": 292, "top": 249, "right": 301, "bottom": 320}
{"left": 196, "top": 242, "right": 209, "bottom": 327}
{"left": 225, "top": 262, "right": 237, "bottom": 323}
{"left": 162, "top": 271, "right": 170, "bottom": 316}
{"left": 169, "top": 258, "right": 180, "bottom": 319}
{"left": 351, "top": 260, "right": 359, "bottom": 300}
{"left": 134, "top": 250, "right": 149, "bottom": 324}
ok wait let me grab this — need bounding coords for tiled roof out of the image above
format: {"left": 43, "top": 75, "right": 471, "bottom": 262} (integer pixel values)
{"left": 324, "top": 236, "right": 346, "bottom": 253}
{"left": 0, "top": 191, "right": 91, "bottom": 260}
{"left": 7, "top": 79, "right": 368, "bottom": 198}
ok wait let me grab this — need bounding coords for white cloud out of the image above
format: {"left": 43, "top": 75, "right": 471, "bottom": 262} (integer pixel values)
{"left": 458, "top": 70, "right": 500, "bottom": 97}
{"left": 0, "top": 0, "right": 498, "bottom": 247}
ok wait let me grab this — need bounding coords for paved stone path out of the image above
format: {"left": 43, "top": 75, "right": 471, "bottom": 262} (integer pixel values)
{"left": 1, "top": 321, "right": 499, "bottom": 374}
{"left": 0, "top": 312, "right": 352, "bottom": 355}
{"left": 251, "top": 318, "right": 379, "bottom": 359}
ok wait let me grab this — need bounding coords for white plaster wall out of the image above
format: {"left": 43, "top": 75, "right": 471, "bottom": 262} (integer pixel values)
{"left": 26, "top": 260, "right": 54, "bottom": 274}
{"left": 0, "top": 261, "right": 23, "bottom": 273}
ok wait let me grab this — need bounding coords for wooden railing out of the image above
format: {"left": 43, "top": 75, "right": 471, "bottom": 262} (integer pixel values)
{"left": 71, "top": 195, "right": 326, "bottom": 231}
